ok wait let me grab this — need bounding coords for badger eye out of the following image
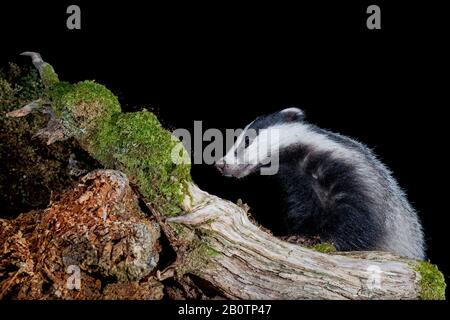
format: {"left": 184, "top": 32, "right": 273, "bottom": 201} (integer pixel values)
{"left": 244, "top": 136, "right": 250, "bottom": 148}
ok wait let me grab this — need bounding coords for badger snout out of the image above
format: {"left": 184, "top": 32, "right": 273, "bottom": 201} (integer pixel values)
{"left": 215, "top": 159, "right": 251, "bottom": 178}
{"left": 215, "top": 161, "right": 225, "bottom": 173}
{"left": 215, "top": 160, "right": 232, "bottom": 176}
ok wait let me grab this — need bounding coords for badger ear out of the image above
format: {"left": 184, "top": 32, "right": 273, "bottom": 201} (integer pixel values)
{"left": 280, "top": 107, "right": 305, "bottom": 121}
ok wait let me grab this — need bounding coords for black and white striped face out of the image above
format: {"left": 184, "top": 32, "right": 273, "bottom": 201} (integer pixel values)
{"left": 215, "top": 107, "right": 305, "bottom": 178}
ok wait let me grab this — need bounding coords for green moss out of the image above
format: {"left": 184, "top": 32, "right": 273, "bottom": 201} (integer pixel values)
{"left": 64, "top": 81, "right": 120, "bottom": 115}
{"left": 62, "top": 81, "right": 121, "bottom": 137}
{"left": 308, "top": 242, "right": 336, "bottom": 254}
{"left": 45, "top": 80, "right": 121, "bottom": 146}
{"left": 46, "top": 79, "right": 191, "bottom": 216}
{"left": 204, "top": 244, "right": 219, "bottom": 257}
{"left": 46, "top": 81, "right": 73, "bottom": 116}
{"left": 414, "top": 261, "right": 446, "bottom": 300}
{"left": 168, "top": 222, "right": 186, "bottom": 236}
{"left": 41, "top": 64, "right": 59, "bottom": 87}
{"left": 14, "top": 58, "right": 192, "bottom": 217}
{"left": 48, "top": 80, "right": 120, "bottom": 117}
{"left": 94, "top": 110, "right": 191, "bottom": 216}
{"left": 175, "top": 240, "right": 218, "bottom": 277}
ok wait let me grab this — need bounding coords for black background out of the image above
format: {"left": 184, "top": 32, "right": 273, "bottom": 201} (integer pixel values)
{"left": 1, "top": 0, "right": 448, "bottom": 297}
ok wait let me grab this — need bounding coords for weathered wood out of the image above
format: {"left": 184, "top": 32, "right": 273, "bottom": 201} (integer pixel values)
{"left": 166, "top": 183, "right": 424, "bottom": 300}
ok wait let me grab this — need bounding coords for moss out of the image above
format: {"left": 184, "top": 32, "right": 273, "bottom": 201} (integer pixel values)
{"left": 175, "top": 239, "right": 218, "bottom": 277}
{"left": 414, "top": 261, "right": 446, "bottom": 300}
{"left": 46, "top": 79, "right": 191, "bottom": 216}
{"left": 308, "top": 242, "right": 336, "bottom": 254}
{"left": 93, "top": 110, "right": 191, "bottom": 216}
{"left": 203, "top": 244, "right": 219, "bottom": 258}
{"left": 46, "top": 81, "right": 73, "bottom": 116}
{"left": 10, "top": 59, "right": 192, "bottom": 217}
{"left": 41, "top": 64, "right": 59, "bottom": 87}
{"left": 61, "top": 81, "right": 121, "bottom": 138}
{"left": 63, "top": 81, "right": 120, "bottom": 115}
{"left": 168, "top": 221, "right": 194, "bottom": 239}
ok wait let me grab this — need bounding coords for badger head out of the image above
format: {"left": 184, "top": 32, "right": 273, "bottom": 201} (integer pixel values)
{"left": 215, "top": 107, "right": 305, "bottom": 178}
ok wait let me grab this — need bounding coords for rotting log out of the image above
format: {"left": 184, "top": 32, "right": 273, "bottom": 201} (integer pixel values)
{"left": 4, "top": 52, "right": 446, "bottom": 300}
{"left": 0, "top": 169, "right": 163, "bottom": 299}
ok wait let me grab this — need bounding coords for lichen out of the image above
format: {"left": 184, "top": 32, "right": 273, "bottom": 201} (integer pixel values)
{"left": 414, "top": 261, "right": 446, "bottom": 300}
{"left": 308, "top": 242, "right": 337, "bottom": 254}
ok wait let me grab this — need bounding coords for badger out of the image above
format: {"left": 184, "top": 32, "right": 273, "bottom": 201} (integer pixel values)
{"left": 215, "top": 108, "right": 425, "bottom": 260}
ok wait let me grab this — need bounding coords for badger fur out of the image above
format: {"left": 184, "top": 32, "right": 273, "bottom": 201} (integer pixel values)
{"left": 215, "top": 108, "right": 425, "bottom": 259}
